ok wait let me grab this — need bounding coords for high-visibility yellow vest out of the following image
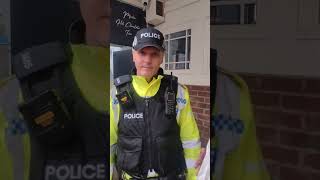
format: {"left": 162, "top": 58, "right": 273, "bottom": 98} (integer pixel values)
{"left": 0, "top": 44, "right": 109, "bottom": 180}
{"left": 212, "top": 68, "right": 270, "bottom": 180}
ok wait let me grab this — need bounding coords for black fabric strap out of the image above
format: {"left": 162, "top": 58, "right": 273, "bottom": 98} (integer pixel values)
{"left": 12, "top": 42, "right": 72, "bottom": 100}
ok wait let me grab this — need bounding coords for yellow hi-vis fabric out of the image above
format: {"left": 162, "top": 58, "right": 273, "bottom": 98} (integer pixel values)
{"left": 110, "top": 75, "right": 201, "bottom": 180}
{"left": 212, "top": 68, "right": 270, "bottom": 180}
{"left": 0, "top": 44, "right": 109, "bottom": 180}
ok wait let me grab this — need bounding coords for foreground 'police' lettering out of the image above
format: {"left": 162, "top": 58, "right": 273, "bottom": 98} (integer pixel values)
{"left": 45, "top": 164, "right": 106, "bottom": 180}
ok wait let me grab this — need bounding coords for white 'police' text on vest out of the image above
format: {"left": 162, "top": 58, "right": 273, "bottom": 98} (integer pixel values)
{"left": 124, "top": 113, "right": 144, "bottom": 119}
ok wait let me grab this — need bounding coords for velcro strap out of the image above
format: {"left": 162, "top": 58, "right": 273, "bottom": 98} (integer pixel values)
{"left": 13, "top": 42, "right": 70, "bottom": 79}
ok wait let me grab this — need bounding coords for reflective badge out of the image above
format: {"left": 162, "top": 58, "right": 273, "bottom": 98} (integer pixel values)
{"left": 34, "top": 111, "right": 55, "bottom": 127}
{"left": 116, "top": 90, "right": 134, "bottom": 109}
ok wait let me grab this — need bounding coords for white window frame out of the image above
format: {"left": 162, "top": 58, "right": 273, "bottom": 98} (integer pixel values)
{"left": 164, "top": 29, "right": 191, "bottom": 71}
{"left": 211, "top": 0, "right": 257, "bottom": 25}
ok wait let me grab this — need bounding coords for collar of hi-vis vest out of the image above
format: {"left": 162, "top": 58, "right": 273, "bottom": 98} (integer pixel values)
{"left": 131, "top": 75, "right": 164, "bottom": 98}
{"left": 71, "top": 44, "right": 109, "bottom": 113}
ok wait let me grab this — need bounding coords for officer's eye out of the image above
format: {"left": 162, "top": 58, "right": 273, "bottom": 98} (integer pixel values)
{"left": 151, "top": 52, "right": 160, "bottom": 57}
{"left": 139, "top": 51, "right": 146, "bottom": 56}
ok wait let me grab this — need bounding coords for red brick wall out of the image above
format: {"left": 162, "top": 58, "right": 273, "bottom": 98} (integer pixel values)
{"left": 186, "top": 85, "right": 210, "bottom": 147}
{"left": 240, "top": 73, "right": 320, "bottom": 180}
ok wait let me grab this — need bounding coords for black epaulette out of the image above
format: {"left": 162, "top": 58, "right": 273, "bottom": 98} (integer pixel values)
{"left": 114, "top": 75, "right": 132, "bottom": 87}
{"left": 114, "top": 75, "right": 134, "bottom": 109}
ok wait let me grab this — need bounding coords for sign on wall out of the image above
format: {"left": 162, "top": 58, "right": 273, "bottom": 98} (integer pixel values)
{"left": 111, "top": 0, "right": 146, "bottom": 46}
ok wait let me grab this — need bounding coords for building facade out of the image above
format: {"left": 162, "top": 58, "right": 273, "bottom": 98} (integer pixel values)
{"left": 212, "top": 0, "right": 320, "bottom": 179}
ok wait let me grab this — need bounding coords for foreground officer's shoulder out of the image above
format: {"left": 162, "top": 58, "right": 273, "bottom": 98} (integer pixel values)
{"left": 217, "top": 67, "right": 241, "bottom": 86}
{"left": 0, "top": 76, "right": 21, "bottom": 98}
{"left": 217, "top": 67, "right": 245, "bottom": 89}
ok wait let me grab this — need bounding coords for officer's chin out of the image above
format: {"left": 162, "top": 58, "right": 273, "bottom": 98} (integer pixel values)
{"left": 139, "top": 69, "right": 153, "bottom": 76}
{"left": 139, "top": 72, "right": 156, "bottom": 81}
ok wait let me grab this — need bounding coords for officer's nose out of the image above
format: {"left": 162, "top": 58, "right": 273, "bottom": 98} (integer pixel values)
{"left": 143, "top": 54, "right": 152, "bottom": 63}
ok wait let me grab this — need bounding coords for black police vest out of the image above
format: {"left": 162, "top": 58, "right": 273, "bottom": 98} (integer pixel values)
{"left": 12, "top": 42, "right": 108, "bottom": 180}
{"left": 116, "top": 76, "right": 187, "bottom": 178}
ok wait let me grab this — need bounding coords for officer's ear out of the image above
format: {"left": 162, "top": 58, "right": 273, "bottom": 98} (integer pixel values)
{"left": 132, "top": 49, "right": 138, "bottom": 63}
{"left": 159, "top": 50, "right": 164, "bottom": 64}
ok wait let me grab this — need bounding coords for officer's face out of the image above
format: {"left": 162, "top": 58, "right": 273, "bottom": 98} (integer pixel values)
{"left": 79, "top": 0, "right": 110, "bottom": 46}
{"left": 133, "top": 47, "right": 164, "bottom": 79}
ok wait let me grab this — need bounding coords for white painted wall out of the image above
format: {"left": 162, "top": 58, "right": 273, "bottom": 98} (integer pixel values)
{"left": 211, "top": 0, "right": 320, "bottom": 77}
{"left": 157, "top": 0, "right": 210, "bottom": 86}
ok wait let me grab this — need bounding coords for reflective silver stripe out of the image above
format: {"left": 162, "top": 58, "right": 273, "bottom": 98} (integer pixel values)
{"left": 110, "top": 144, "right": 117, "bottom": 179}
{"left": 177, "top": 84, "right": 184, "bottom": 100}
{"left": 176, "top": 84, "right": 186, "bottom": 123}
{"left": 216, "top": 72, "right": 240, "bottom": 119}
{"left": 182, "top": 139, "right": 201, "bottom": 149}
{"left": 185, "top": 159, "right": 196, "bottom": 169}
{"left": 110, "top": 164, "right": 114, "bottom": 178}
{"left": 0, "top": 78, "right": 25, "bottom": 180}
{"left": 110, "top": 144, "right": 117, "bottom": 155}
{"left": 111, "top": 87, "right": 119, "bottom": 124}
{"left": 214, "top": 71, "right": 242, "bottom": 180}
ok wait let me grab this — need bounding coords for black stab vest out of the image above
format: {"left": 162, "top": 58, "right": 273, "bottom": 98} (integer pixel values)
{"left": 116, "top": 75, "right": 187, "bottom": 178}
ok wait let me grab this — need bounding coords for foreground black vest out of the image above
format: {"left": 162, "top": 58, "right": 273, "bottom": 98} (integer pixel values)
{"left": 12, "top": 42, "right": 108, "bottom": 180}
{"left": 115, "top": 75, "right": 187, "bottom": 178}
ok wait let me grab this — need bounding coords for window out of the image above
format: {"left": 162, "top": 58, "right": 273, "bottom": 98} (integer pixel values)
{"left": 164, "top": 29, "right": 191, "bottom": 70}
{"left": 211, "top": 0, "right": 257, "bottom": 25}
{"left": 156, "top": 1, "right": 164, "bottom": 16}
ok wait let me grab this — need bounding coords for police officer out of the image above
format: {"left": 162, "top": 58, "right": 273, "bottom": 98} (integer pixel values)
{"left": 0, "top": 0, "right": 110, "bottom": 179}
{"left": 211, "top": 49, "right": 270, "bottom": 180}
{"left": 110, "top": 27, "right": 201, "bottom": 180}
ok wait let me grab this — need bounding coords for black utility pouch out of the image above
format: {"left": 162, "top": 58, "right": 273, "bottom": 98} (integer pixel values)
{"left": 117, "top": 136, "right": 143, "bottom": 173}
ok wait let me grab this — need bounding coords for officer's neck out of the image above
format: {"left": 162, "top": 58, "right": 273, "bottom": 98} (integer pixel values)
{"left": 136, "top": 74, "right": 156, "bottom": 83}
{"left": 145, "top": 74, "right": 159, "bottom": 83}
{"left": 145, "top": 77, "right": 153, "bottom": 83}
